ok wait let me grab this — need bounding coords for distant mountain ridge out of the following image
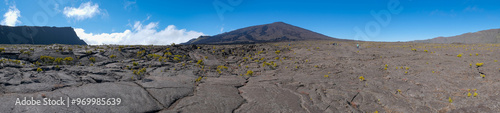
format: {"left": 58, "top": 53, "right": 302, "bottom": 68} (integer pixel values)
{"left": 183, "top": 22, "right": 349, "bottom": 45}
{"left": 413, "top": 29, "right": 500, "bottom": 44}
{"left": 0, "top": 25, "right": 87, "bottom": 45}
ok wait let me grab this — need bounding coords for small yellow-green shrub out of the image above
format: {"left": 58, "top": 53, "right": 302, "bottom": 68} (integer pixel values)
{"left": 63, "top": 57, "right": 73, "bottom": 62}
{"left": 245, "top": 70, "right": 254, "bottom": 76}
{"left": 173, "top": 57, "right": 180, "bottom": 61}
{"left": 54, "top": 58, "right": 63, "bottom": 64}
{"left": 137, "top": 50, "right": 145, "bottom": 57}
{"left": 359, "top": 76, "right": 365, "bottom": 81}
{"left": 89, "top": 57, "right": 96, "bottom": 63}
{"left": 197, "top": 59, "right": 203, "bottom": 65}
{"left": 40, "top": 56, "right": 55, "bottom": 63}
{"left": 476, "top": 63, "right": 484, "bottom": 67}
{"left": 195, "top": 76, "right": 202, "bottom": 82}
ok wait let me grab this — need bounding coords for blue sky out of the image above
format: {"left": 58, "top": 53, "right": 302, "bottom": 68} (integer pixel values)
{"left": 1, "top": 0, "right": 499, "bottom": 45}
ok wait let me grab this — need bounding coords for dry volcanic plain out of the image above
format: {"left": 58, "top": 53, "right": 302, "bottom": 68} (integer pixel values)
{"left": 0, "top": 41, "right": 499, "bottom": 113}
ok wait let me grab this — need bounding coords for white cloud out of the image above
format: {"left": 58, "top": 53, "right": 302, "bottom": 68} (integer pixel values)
{"left": 75, "top": 21, "right": 204, "bottom": 45}
{"left": 124, "top": 0, "right": 136, "bottom": 10}
{"left": 219, "top": 24, "right": 224, "bottom": 33}
{"left": 63, "top": 2, "right": 101, "bottom": 20}
{"left": 464, "top": 6, "right": 484, "bottom": 12}
{"left": 1, "top": 5, "right": 21, "bottom": 26}
{"left": 54, "top": 3, "right": 60, "bottom": 13}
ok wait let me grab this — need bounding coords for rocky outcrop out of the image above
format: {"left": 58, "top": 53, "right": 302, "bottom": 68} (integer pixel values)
{"left": 0, "top": 25, "right": 87, "bottom": 45}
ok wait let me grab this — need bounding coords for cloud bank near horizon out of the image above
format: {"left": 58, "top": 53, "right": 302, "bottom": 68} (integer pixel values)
{"left": 75, "top": 21, "right": 204, "bottom": 45}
